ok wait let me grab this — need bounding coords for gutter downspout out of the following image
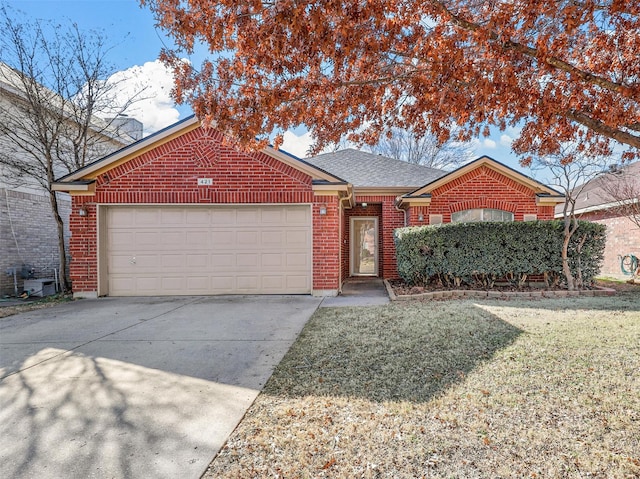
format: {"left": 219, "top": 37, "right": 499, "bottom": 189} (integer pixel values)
{"left": 337, "top": 187, "right": 354, "bottom": 294}
{"left": 394, "top": 196, "right": 408, "bottom": 227}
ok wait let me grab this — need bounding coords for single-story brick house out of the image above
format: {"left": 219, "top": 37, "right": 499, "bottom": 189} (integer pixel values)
{"left": 53, "top": 116, "right": 564, "bottom": 297}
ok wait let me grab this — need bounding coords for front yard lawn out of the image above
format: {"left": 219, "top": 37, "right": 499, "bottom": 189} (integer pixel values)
{"left": 205, "top": 294, "right": 640, "bottom": 478}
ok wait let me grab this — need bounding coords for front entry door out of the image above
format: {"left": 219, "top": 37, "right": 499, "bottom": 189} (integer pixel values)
{"left": 350, "top": 217, "right": 379, "bottom": 276}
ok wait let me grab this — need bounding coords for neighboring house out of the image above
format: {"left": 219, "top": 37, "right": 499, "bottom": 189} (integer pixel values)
{"left": 555, "top": 161, "right": 640, "bottom": 279}
{"left": 52, "top": 116, "right": 564, "bottom": 298}
{"left": 0, "top": 62, "right": 141, "bottom": 296}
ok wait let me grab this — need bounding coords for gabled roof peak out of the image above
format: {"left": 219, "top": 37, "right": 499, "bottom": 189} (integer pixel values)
{"left": 404, "top": 155, "right": 563, "bottom": 198}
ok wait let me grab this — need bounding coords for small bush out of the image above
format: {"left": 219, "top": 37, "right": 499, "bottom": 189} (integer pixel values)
{"left": 394, "top": 221, "right": 606, "bottom": 289}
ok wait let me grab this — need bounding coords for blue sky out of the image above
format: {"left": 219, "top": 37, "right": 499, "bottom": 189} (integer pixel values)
{"left": 5, "top": 0, "right": 533, "bottom": 177}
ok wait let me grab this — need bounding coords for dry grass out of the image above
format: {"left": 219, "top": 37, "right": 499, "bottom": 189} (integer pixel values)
{"left": 204, "top": 295, "right": 640, "bottom": 479}
{"left": 595, "top": 278, "right": 640, "bottom": 293}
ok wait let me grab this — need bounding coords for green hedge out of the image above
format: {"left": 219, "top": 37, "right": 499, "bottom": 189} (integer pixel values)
{"left": 394, "top": 221, "right": 606, "bottom": 289}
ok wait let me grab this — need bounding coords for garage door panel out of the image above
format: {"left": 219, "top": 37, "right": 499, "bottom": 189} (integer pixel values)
{"left": 186, "top": 254, "right": 209, "bottom": 268}
{"left": 237, "top": 231, "right": 258, "bottom": 246}
{"left": 134, "top": 254, "right": 160, "bottom": 269}
{"left": 160, "top": 276, "right": 185, "bottom": 291}
{"left": 105, "top": 205, "right": 311, "bottom": 295}
{"left": 108, "top": 209, "right": 135, "bottom": 227}
{"left": 262, "top": 253, "right": 283, "bottom": 267}
{"left": 211, "top": 276, "right": 235, "bottom": 291}
{"left": 262, "top": 276, "right": 284, "bottom": 290}
{"left": 110, "top": 231, "right": 135, "bottom": 247}
{"left": 211, "top": 231, "right": 234, "bottom": 247}
{"left": 185, "top": 277, "right": 211, "bottom": 292}
{"left": 185, "top": 209, "right": 210, "bottom": 225}
{"left": 135, "top": 209, "right": 160, "bottom": 226}
{"left": 261, "top": 208, "right": 284, "bottom": 223}
{"left": 286, "top": 230, "right": 308, "bottom": 247}
{"left": 236, "top": 209, "right": 260, "bottom": 224}
{"left": 286, "top": 275, "right": 310, "bottom": 291}
{"left": 184, "top": 231, "right": 209, "bottom": 248}
{"left": 161, "top": 254, "right": 186, "bottom": 268}
{"left": 261, "top": 230, "right": 284, "bottom": 245}
{"left": 211, "top": 254, "right": 234, "bottom": 268}
{"left": 162, "top": 231, "right": 185, "bottom": 249}
{"left": 236, "top": 253, "right": 259, "bottom": 267}
{"left": 109, "top": 254, "right": 133, "bottom": 269}
{"left": 135, "top": 231, "right": 160, "bottom": 248}
{"left": 286, "top": 252, "right": 309, "bottom": 268}
{"left": 236, "top": 276, "right": 259, "bottom": 291}
{"left": 210, "top": 209, "right": 235, "bottom": 224}
{"left": 160, "top": 209, "right": 185, "bottom": 225}
{"left": 134, "top": 277, "right": 161, "bottom": 293}
{"left": 109, "top": 277, "right": 134, "bottom": 294}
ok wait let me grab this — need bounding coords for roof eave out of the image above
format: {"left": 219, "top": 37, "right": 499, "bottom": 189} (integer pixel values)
{"left": 397, "top": 194, "right": 432, "bottom": 208}
{"left": 312, "top": 182, "right": 352, "bottom": 196}
{"left": 51, "top": 180, "right": 96, "bottom": 195}
{"left": 554, "top": 197, "right": 639, "bottom": 217}
{"left": 536, "top": 194, "right": 566, "bottom": 206}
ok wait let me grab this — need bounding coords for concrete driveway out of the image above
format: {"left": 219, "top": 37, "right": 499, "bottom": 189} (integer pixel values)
{"left": 0, "top": 295, "right": 321, "bottom": 479}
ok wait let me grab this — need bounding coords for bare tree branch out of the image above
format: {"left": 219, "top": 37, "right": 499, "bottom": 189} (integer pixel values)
{"left": 0, "top": 6, "right": 145, "bottom": 291}
{"left": 531, "top": 146, "right": 609, "bottom": 290}
{"left": 366, "top": 126, "right": 474, "bottom": 170}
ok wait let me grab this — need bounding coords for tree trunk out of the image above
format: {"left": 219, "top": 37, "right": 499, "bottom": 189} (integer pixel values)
{"left": 574, "top": 233, "right": 588, "bottom": 289}
{"left": 49, "top": 190, "right": 70, "bottom": 292}
{"left": 562, "top": 218, "right": 576, "bottom": 291}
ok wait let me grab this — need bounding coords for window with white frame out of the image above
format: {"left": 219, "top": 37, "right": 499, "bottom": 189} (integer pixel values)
{"left": 451, "top": 208, "right": 514, "bottom": 223}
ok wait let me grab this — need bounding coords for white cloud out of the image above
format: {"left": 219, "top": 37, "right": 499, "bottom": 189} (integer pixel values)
{"left": 102, "top": 60, "right": 180, "bottom": 134}
{"left": 500, "top": 134, "right": 513, "bottom": 146}
{"left": 281, "top": 130, "right": 315, "bottom": 158}
{"left": 483, "top": 138, "right": 497, "bottom": 148}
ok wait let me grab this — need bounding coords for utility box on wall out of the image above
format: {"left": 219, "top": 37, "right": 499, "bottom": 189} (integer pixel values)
{"left": 23, "top": 278, "right": 56, "bottom": 297}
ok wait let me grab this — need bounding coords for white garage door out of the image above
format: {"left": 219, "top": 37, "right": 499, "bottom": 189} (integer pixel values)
{"left": 104, "top": 205, "right": 312, "bottom": 296}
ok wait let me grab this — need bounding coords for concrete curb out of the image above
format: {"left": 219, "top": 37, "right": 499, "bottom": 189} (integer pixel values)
{"left": 383, "top": 280, "right": 616, "bottom": 301}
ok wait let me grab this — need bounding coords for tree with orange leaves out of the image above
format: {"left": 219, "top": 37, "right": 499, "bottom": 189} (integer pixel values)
{"left": 142, "top": 0, "right": 639, "bottom": 163}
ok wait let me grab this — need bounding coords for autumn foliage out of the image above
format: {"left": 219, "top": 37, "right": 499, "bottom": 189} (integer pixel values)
{"left": 142, "top": 0, "right": 639, "bottom": 161}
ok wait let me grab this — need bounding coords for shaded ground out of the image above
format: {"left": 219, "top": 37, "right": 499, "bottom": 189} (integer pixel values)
{"left": 204, "top": 295, "right": 640, "bottom": 478}
{"left": 0, "top": 295, "right": 321, "bottom": 479}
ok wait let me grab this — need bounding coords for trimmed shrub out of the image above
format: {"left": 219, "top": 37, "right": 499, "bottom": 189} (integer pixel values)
{"left": 394, "top": 221, "right": 606, "bottom": 289}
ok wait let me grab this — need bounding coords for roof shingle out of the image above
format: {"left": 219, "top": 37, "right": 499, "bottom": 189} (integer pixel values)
{"left": 555, "top": 161, "right": 640, "bottom": 215}
{"left": 304, "top": 149, "right": 445, "bottom": 188}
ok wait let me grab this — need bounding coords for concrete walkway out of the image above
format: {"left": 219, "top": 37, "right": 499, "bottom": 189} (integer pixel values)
{"left": 0, "top": 295, "right": 321, "bottom": 479}
{"left": 320, "top": 278, "right": 390, "bottom": 307}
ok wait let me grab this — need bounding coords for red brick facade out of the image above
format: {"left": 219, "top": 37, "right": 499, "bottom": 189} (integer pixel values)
{"left": 407, "top": 165, "right": 555, "bottom": 225}
{"left": 578, "top": 209, "right": 640, "bottom": 278}
{"left": 63, "top": 127, "right": 561, "bottom": 296}
{"left": 68, "top": 126, "right": 341, "bottom": 295}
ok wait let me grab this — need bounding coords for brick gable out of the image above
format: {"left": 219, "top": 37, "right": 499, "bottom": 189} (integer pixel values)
{"left": 68, "top": 125, "right": 342, "bottom": 295}
{"left": 94, "top": 127, "right": 312, "bottom": 204}
{"left": 408, "top": 165, "right": 555, "bottom": 224}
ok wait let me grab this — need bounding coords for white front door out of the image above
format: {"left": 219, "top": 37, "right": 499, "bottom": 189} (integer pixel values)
{"left": 350, "top": 217, "right": 378, "bottom": 276}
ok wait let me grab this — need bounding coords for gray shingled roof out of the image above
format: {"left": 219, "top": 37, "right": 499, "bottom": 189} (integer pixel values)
{"left": 305, "top": 149, "right": 445, "bottom": 188}
{"left": 555, "top": 160, "right": 640, "bottom": 215}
